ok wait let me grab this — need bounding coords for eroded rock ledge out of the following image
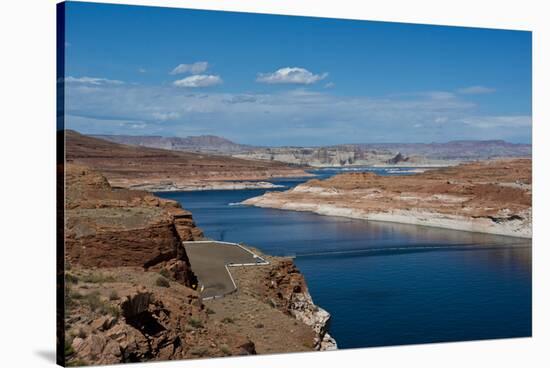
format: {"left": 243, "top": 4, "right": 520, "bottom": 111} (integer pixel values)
{"left": 63, "top": 164, "right": 335, "bottom": 365}
{"left": 265, "top": 259, "right": 337, "bottom": 350}
{"left": 243, "top": 159, "right": 532, "bottom": 238}
{"left": 225, "top": 253, "right": 338, "bottom": 352}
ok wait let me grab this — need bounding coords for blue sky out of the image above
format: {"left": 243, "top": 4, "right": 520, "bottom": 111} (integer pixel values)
{"left": 63, "top": 2, "right": 532, "bottom": 146}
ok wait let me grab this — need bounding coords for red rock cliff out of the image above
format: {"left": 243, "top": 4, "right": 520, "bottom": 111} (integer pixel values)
{"left": 64, "top": 164, "right": 203, "bottom": 284}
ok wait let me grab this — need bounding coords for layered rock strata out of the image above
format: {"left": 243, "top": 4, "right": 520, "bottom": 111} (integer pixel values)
{"left": 243, "top": 159, "right": 532, "bottom": 238}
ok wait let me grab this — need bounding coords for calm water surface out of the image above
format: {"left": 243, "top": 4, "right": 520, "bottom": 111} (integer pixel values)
{"left": 157, "top": 167, "right": 532, "bottom": 348}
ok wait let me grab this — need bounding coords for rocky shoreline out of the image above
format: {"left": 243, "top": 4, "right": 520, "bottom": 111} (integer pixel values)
{"left": 242, "top": 197, "right": 531, "bottom": 238}
{"left": 128, "top": 181, "right": 285, "bottom": 192}
{"left": 230, "top": 249, "right": 338, "bottom": 351}
{"left": 242, "top": 159, "right": 532, "bottom": 239}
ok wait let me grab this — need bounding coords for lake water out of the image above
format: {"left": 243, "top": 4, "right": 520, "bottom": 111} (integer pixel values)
{"left": 156, "top": 167, "right": 532, "bottom": 349}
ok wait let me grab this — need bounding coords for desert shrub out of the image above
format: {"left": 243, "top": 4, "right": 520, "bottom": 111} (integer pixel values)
{"left": 70, "top": 290, "right": 83, "bottom": 300}
{"left": 254, "top": 323, "right": 264, "bottom": 329}
{"left": 221, "top": 317, "right": 234, "bottom": 324}
{"left": 64, "top": 339, "right": 75, "bottom": 357}
{"left": 80, "top": 273, "right": 115, "bottom": 284}
{"left": 189, "top": 346, "right": 209, "bottom": 357}
{"left": 64, "top": 290, "right": 74, "bottom": 307}
{"left": 205, "top": 308, "right": 215, "bottom": 315}
{"left": 219, "top": 344, "right": 231, "bottom": 356}
{"left": 65, "top": 286, "right": 85, "bottom": 308}
{"left": 188, "top": 316, "right": 203, "bottom": 328}
{"left": 67, "top": 359, "right": 87, "bottom": 367}
{"left": 100, "top": 303, "right": 121, "bottom": 318}
{"left": 79, "top": 291, "right": 120, "bottom": 317}
{"left": 184, "top": 325, "right": 194, "bottom": 333}
{"left": 268, "top": 298, "right": 278, "bottom": 308}
{"left": 155, "top": 276, "right": 170, "bottom": 288}
{"left": 65, "top": 273, "right": 79, "bottom": 284}
{"left": 108, "top": 290, "right": 119, "bottom": 301}
{"left": 82, "top": 291, "right": 102, "bottom": 311}
{"left": 159, "top": 269, "right": 171, "bottom": 279}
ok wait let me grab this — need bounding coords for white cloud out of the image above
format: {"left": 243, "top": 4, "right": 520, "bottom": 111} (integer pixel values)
{"left": 172, "top": 75, "right": 222, "bottom": 88}
{"left": 170, "top": 61, "right": 209, "bottom": 75}
{"left": 457, "top": 86, "right": 496, "bottom": 94}
{"left": 151, "top": 112, "right": 181, "bottom": 121}
{"left": 422, "top": 91, "right": 456, "bottom": 100}
{"left": 256, "top": 67, "right": 328, "bottom": 85}
{"left": 138, "top": 68, "right": 147, "bottom": 73}
{"left": 461, "top": 116, "right": 532, "bottom": 128}
{"left": 64, "top": 76, "right": 124, "bottom": 85}
{"left": 64, "top": 82, "right": 531, "bottom": 144}
{"left": 324, "top": 82, "right": 335, "bottom": 88}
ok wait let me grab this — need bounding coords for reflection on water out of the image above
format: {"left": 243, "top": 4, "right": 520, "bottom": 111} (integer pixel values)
{"left": 156, "top": 170, "right": 532, "bottom": 349}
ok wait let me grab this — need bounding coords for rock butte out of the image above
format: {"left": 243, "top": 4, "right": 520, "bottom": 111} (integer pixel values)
{"left": 63, "top": 164, "right": 335, "bottom": 366}
{"left": 243, "top": 159, "right": 532, "bottom": 238}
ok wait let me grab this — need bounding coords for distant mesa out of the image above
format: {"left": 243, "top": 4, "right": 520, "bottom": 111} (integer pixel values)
{"left": 63, "top": 130, "right": 312, "bottom": 191}
{"left": 92, "top": 133, "right": 252, "bottom": 153}
{"left": 82, "top": 130, "right": 531, "bottom": 168}
{"left": 387, "top": 152, "right": 409, "bottom": 164}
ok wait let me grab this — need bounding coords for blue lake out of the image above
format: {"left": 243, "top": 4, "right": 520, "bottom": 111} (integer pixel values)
{"left": 156, "top": 168, "right": 532, "bottom": 349}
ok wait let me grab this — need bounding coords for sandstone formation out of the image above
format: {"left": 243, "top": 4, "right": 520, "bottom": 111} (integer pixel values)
{"left": 129, "top": 180, "right": 285, "bottom": 192}
{"left": 63, "top": 164, "right": 335, "bottom": 365}
{"left": 64, "top": 130, "right": 311, "bottom": 191}
{"left": 220, "top": 251, "right": 338, "bottom": 352}
{"left": 65, "top": 164, "right": 201, "bottom": 278}
{"left": 243, "top": 159, "right": 532, "bottom": 238}
{"left": 93, "top": 132, "right": 531, "bottom": 167}
{"left": 261, "top": 259, "right": 337, "bottom": 350}
{"left": 233, "top": 141, "right": 530, "bottom": 167}
{"left": 65, "top": 273, "right": 257, "bottom": 365}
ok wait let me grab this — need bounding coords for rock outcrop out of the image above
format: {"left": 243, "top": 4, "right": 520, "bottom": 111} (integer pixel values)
{"left": 243, "top": 159, "right": 532, "bottom": 238}
{"left": 66, "top": 279, "right": 256, "bottom": 365}
{"left": 387, "top": 152, "right": 409, "bottom": 164}
{"left": 63, "top": 164, "right": 331, "bottom": 365}
{"left": 64, "top": 164, "right": 201, "bottom": 285}
{"left": 262, "top": 260, "right": 337, "bottom": 350}
{"left": 233, "top": 141, "right": 531, "bottom": 167}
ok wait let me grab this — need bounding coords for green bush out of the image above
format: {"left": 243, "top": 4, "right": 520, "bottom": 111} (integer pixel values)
{"left": 80, "top": 291, "right": 120, "bottom": 318}
{"left": 220, "top": 344, "right": 231, "bottom": 356}
{"left": 155, "top": 276, "right": 170, "bottom": 288}
{"left": 82, "top": 291, "right": 102, "bottom": 311}
{"left": 189, "top": 346, "right": 208, "bottom": 357}
{"left": 64, "top": 339, "right": 75, "bottom": 357}
{"left": 80, "top": 273, "right": 115, "bottom": 284}
{"left": 221, "top": 317, "right": 234, "bottom": 324}
{"left": 188, "top": 316, "right": 203, "bottom": 328}
{"left": 65, "top": 273, "right": 79, "bottom": 284}
{"left": 100, "top": 304, "right": 121, "bottom": 318}
{"left": 159, "top": 269, "right": 171, "bottom": 279}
